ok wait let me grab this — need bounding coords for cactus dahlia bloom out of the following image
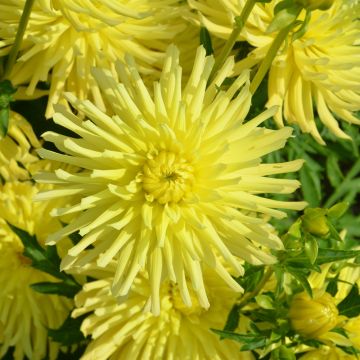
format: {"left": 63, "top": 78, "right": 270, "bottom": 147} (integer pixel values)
{"left": 0, "top": 181, "right": 71, "bottom": 360}
{"left": 0, "top": 112, "right": 40, "bottom": 181}
{"left": 72, "top": 264, "right": 254, "bottom": 360}
{"left": 0, "top": 0, "right": 188, "bottom": 118}
{"left": 35, "top": 45, "right": 306, "bottom": 314}
{"left": 189, "top": 0, "right": 360, "bottom": 143}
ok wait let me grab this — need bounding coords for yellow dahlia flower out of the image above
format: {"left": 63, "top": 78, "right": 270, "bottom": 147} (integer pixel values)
{"left": 0, "top": 0, "right": 188, "bottom": 118}
{"left": 72, "top": 264, "right": 253, "bottom": 360}
{"left": 0, "top": 181, "right": 71, "bottom": 360}
{"left": 189, "top": 0, "right": 360, "bottom": 143}
{"left": 35, "top": 45, "right": 306, "bottom": 314}
{"left": 0, "top": 112, "right": 40, "bottom": 181}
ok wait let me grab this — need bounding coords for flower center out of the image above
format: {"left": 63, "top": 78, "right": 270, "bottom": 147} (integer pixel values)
{"left": 170, "top": 285, "right": 203, "bottom": 316}
{"left": 142, "top": 151, "right": 195, "bottom": 204}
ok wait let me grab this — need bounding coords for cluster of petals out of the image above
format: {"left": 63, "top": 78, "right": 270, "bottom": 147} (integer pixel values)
{"left": 189, "top": 0, "right": 360, "bottom": 143}
{"left": 71, "top": 262, "right": 254, "bottom": 360}
{"left": 0, "top": 112, "right": 40, "bottom": 181}
{"left": 35, "top": 45, "right": 306, "bottom": 314}
{"left": 0, "top": 0, "right": 190, "bottom": 117}
{"left": 0, "top": 181, "right": 71, "bottom": 360}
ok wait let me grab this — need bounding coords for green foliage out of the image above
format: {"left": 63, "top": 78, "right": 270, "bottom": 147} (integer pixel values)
{"left": 338, "top": 285, "right": 360, "bottom": 318}
{"left": 0, "top": 79, "right": 16, "bottom": 137}
{"left": 7, "top": 223, "right": 82, "bottom": 297}
{"left": 199, "top": 27, "right": 213, "bottom": 56}
{"left": 48, "top": 315, "right": 88, "bottom": 346}
{"left": 214, "top": 201, "right": 360, "bottom": 358}
{"left": 271, "top": 346, "right": 296, "bottom": 360}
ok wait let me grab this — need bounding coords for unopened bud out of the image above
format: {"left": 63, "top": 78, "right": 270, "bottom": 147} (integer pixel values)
{"left": 302, "top": 208, "right": 329, "bottom": 236}
{"left": 289, "top": 291, "right": 339, "bottom": 338}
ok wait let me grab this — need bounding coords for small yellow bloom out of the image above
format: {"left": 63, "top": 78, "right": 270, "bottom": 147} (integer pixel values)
{"left": 72, "top": 264, "right": 253, "bottom": 360}
{"left": 0, "top": 0, "right": 189, "bottom": 117}
{"left": 35, "top": 44, "right": 306, "bottom": 314}
{"left": 0, "top": 181, "right": 71, "bottom": 360}
{"left": 190, "top": 0, "right": 360, "bottom": 143}
{"left": 289, "top": 291, "right": 339, "bottom": 338}
{"left": 0, "top": 112, "right": 40, "bottom": 181}
{"left": 299, "top": 346, "right": 355, "bottom": 359}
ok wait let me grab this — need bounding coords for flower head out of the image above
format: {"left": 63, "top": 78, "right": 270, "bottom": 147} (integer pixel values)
{"left": 35, "top": 45, "right": 306, "bottom": 314}
{"left": 289, "top": 290, "right": 339, "bottom": 338}
{"left": 189, "top": 0, "right": 360, "bottom": 143}
{"left": 0, "top": 112, "right": 40, "bottom": 181}
{"left": 72, "top": 263, "right": 253, "bottom": 360}
{"left": 0, "top": 181, "right": 71, "bottom": 360}
{"left": 0, "top": 0, "right": 188, "bottom": 117}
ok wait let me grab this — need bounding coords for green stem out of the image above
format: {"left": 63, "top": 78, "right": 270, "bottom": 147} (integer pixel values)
{"left": 249, "top": 24, "right": 293, "bottom": 95}
{"left": 209, "top": 0, "right": 257, "bottom": 83}
{"left": 324, "top": 157, "right": 360, "bottom": 208}
{"left": 2, "top": 0, "right": 35, "bottom": 80}
{"left": 236, "top": 267, "right": 273, "bottom": 309}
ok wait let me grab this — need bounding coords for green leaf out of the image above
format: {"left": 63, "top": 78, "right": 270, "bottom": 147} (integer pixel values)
{"left": 326, "top": 154, "right": 343, "bottom": 187}
{"left": 31, "top": 281, "right": 81, "bottom": 298}
{"left": 48, "top": 314, "right": 87, "bottom": 346}
{"left": 211, "top": 329, "right": 267, "bottom": 350}
{"left": 7, "top": 222, "right": 80, "bottom": 287}
{"left": 224, "top": 304, "right": 240, "bottom": 332}
{"left": 239, "top": 265, "right": 265, "bottom": 292}
{"left": 300, "top": 164, "right": 321, "bottom": 207}
{"left": 199, "top": 27, "right": 213, "bottom": 56}
{"left": 0, "top": 106, "right": 9, "bottom": 137}
{"left": 316, "top": 249, "right": 360, "bottom": 265}
{"left": 328, "top": 202, "right": 349, "bottom": 219}
{"left": 338, "top": 285, "right": 360, "bottom": 318}
{"left": 241, "top": 337, "right": 267, "bottom": 351}
{"left": 285, "top": 267, "right": 312, "bottom": 296}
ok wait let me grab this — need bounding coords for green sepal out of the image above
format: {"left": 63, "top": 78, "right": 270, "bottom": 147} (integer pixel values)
{"left": 267, "top": 4, "right": 301, "bottom": 33}
{"left": 271, "top": 345, "right": 296, "bottom": 360}
{"left": 292, "top": 10, "right": 311, "bottom": 42}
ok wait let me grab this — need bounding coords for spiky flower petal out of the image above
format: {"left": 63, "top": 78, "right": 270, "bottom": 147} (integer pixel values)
{"left": 189, "top": 0, "right": 360, "bottom": 143}
{"left": 72, "top": 264, "right": 253, "bottom": 360}
{"left": 36, "top": 45, "right": 306, "bottom": 314}
{"left": 0, "top": 112, "right": 40, "bottom": 181}
{"left": 0, "top": 181, "right": 71, "bottom": 360}
{"left": 0, "top": 0, "right": 188, "bottom": 117}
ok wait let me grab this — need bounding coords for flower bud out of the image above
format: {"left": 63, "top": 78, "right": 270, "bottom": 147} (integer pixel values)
{"left": 302, "top": 208, "right": 329, "bottom": 236}
{"left": 297, "top": 0, "right": 335, "bottom": 11}
{"left": 289, "top": 291, "right": 339, "bottom": 338}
